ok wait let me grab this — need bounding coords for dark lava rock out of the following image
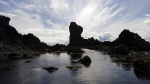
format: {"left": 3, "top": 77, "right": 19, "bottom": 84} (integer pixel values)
{"left": 66, "top": 47, "right": 84, "bottom": 54}
{"left": 79, "top": 55, "right": 92, "bottom": 66}
{"left": 68, "top": 22, "right": 84, "bottom": 46}
{"left": 23, "top": 54, "right": 29, "bottom": 59}
{"left": 0, "top": 15, "right": 10, "bottom": 26}
{"left": 23, "top": 33, "right": 41, "bottom": 49}
{"left": 133, "top": 58, "right": 150, "bottom": 71}
{"left": 8, "top": 53, "right": 19, "bottom": 59}
{"left": 0, "top": 15, "right": 23, "bottom": 51}
{"left": 0, "top": 15, "right": 49, "bottom": 51}
{"left": 43, "top": 67, "right": 58, "bottom": 73}
{"left": 133, "top": 58, "right": 150, "bottom": 80}
{"left": 68, "top": 22, "right": 100, "bottom": 47}
{"left": 109, "top": 44, "right": 130, "bottom": 55}
{"left": 114, "top": 29, "right": 150, "bottom": 51}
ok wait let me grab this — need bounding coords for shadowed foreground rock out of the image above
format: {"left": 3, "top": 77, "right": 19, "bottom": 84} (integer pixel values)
{"left": 8, "top": 53, "right": 19, "bottom": 59}
{"left": 0, "top": 15, "right": 49, "bottom": 52}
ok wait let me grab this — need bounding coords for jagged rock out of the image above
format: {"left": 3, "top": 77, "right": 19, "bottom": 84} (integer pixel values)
{"left": 114, "top": 29, "right": 150, "bottom": 51}
{"left": 0, "top": 15, "right": 49, "bottom": 51}
{"left": 23, "top": 33, "right": 42, "bottom": 50}
{"left": 79, "top": 55, "right": 92, "bottom": 66}
{"left": 0, "top": 15, "right": 10, "bottom": 26}
{"left": 0, "top": 17, "right": 23, "bottom": 49}
{"left": 69, "top": 22, "right": 84, "bottom": 46}
{"left": 68, "top": 22, "right": 100, "bottom": 47}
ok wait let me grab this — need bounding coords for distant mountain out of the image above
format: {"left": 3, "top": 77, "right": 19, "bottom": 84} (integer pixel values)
{"left": 0, "top": 15, "right": 49, "bottom": 51}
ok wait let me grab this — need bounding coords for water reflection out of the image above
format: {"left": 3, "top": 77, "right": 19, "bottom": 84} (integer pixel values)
{"left": 68, "top": 53, "right": 82, "bottom": 62}
{"left": 134, "top": 69, "right": 150, "bottom": 80}
{"left": 107, "top": 54, "right": 150, "bottom": 81}
{"left": 68, "top": 53, "right": 91, "bottom": 67}
{"left": 1, "top": 49, "right": 150, "bottom": 84}
{"left": 109, "top": 56, "right": 132, "bottom": 71}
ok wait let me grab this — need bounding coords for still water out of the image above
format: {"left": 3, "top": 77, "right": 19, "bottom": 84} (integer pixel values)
{"left": 0, "top": 49, "right": 150, "bottom": 84}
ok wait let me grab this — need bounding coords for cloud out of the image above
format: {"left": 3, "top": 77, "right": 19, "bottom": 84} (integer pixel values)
{"left": 143, "top": 20, "right": 150, "bottom": 25}
{"left": 99, "top": 33, "right": 112, "bottom": 42}
{"left": 0, "top": 0, "right": 10, "bottom": 7}
{"left": 0, "top": 0, "right": 150, "bottom": 44}
{"left": 145, "top": 14, "right": 150, "bottom": 17}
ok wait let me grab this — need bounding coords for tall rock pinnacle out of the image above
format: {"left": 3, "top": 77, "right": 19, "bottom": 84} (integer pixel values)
{"left": 69, "top": 22, "right": 84, "bottom": 46}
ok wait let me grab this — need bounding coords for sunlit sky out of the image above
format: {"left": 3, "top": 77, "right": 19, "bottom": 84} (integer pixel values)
{"left": 0, "top": 0, "right": 150, "bottom": 45}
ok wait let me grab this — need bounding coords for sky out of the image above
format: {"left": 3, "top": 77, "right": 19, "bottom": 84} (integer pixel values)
{"left": 0, "top": 0, "right": 150, "bottom": 45}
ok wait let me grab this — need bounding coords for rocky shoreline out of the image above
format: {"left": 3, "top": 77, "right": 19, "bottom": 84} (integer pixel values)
{"left": 1, "top": 15, "right": 150, "bottom": 75}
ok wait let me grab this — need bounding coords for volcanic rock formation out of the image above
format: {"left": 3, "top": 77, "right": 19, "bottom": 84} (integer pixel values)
{"left": 69, "top": 22, "right": 84, "bottom": 46}
{"left": 68, "top": 22, "right": 100, "bottom": 46}
{"left": 0, "top": 15, "right": 48, "bottom": 51}
{"left": 114, "top": 29, "right": 150, "bottom": 51}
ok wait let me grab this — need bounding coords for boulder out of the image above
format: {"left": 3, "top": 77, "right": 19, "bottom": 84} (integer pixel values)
{"left": 79, "top": 55, "right": 92, "bottom": 66}
{"left": 23, "top": 54, "right": 29, "bottom": 59}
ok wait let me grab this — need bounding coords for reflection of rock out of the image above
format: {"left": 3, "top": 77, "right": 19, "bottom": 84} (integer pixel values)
{"left": 66, "top": 65, "right": 82, "bottom": 71}
{"left": 79, "top": 55, "right": 92, "bottom": 67}
{"left": 66, "top": 47, "right": 84, "bottom": 54}
{"left": 69, "top": 54, "right": 82, "bottom": 60}
{"left": 1, "top": 65, "right": 15, "bottom": 71}
{"left": 69, "top": 54, "right": 83, "bottom": 67}
{"left": 132, "top": 58, "right": 150, "bottom": 80}
{"left": 43, "top": 67, "right": 58, "bottom": 73}
{"left": 133, "top": 58, "right": 150, "bottom": 70}
{"left": 134, "top": 68, "right": 150, "bottom": 80}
